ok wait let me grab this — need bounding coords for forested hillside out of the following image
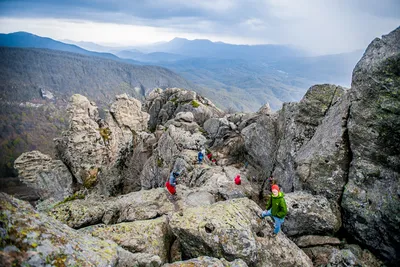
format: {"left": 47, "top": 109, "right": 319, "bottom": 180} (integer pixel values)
{"left": 0, "top": 47, "right": 195, "bottom": 177}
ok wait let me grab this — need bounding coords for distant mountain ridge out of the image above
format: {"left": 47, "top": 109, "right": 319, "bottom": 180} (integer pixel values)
{"left": 0, "top": 32, "right": 120, "bottom": 61}
{"left": 137, "top": 37, "right": 306, "bottom": 61}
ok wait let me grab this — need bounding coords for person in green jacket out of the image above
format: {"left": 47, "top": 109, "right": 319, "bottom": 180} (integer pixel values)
{"left": 261, "top": 184, "right": 288, "bottom": 235}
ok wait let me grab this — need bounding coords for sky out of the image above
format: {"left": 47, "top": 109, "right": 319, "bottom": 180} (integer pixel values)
{"left": 0, "top": 0, "right": 399, "bottom": 55}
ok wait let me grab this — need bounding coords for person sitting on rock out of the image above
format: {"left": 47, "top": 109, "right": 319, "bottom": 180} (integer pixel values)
{"left": 166, "top": 171, "right": 179, "bottom": 195}
{"left": 261, "top": 184, "right": 288, "bottom": 236}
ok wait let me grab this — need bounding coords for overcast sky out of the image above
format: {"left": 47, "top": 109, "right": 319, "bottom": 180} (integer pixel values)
{"left": 0, "top": 0, "right": 399, "bottom": 55}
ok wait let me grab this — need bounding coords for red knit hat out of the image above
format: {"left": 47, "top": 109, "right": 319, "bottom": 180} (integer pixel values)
{"left": 271, "top": 184, "right": 279, "bottom": 192}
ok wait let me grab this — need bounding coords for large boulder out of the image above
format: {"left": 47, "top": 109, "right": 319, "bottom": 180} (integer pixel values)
{"left": 342, "top": 27, "right": 400, "bottom": 265}
{"left": 295, "top": 91, "right": 350, "bottom": 202}
{"left": 50, "top": 188, "right": 175, "bottom": 229}
{"left": 13, "top": 150, "right": 73, "bottom": 201}
{"left": 0, "top": 193, "right": 138, "bottom": 267}
{"left": 273, "top": 84, "right": 345, "bottom": 192}
{"left": 302, "top": 245, "right": 383, "bottom": 267}
{"left": 185, "top": 165, "right": 258, "bottom": 201}
{"left": 81, "top": 216, "right": 172, "bottom": 264}
{"left": 282, "top": 192, "right": 341, "bottom": 236}
{"left": 242, "top": 113, "right": 277, "bottom": 175}
{"left": 145, "top": 88, "right": 223, "bottom": 129}
{"left": 169, "top": 198, "right": 312, "bottom": 267}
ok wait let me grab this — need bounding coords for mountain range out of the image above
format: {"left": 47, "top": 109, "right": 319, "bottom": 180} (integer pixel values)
{"left": 0, "top": 31, "right": 364, "bottom": 177}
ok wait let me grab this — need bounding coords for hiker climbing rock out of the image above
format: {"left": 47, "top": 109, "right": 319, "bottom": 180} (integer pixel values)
{"left": 261, "top": 184, "right": 288, "bottom": 236}
{"left": 166, "top": 171, "right": 179, "bottom": 195}
{"left": 234, "top": 174, "right": 241, "bottom": 185}
{"left": 198, "top": 147, "right": 205, "bottom": 164}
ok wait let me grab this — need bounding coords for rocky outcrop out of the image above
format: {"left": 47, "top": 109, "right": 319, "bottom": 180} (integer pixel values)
{"left": 55, "top": 94, "right": 152, "bottom": 195}
{"left": 140, "top": 123, "right": 206, "bottom": 190}
{"left": 169, "top": 198, "right": 312, "bottom": 267}
{"left": 145, "top": 88, "right": 223, "bottom": 129}
{"left": 164, "top": 256, "right": 248, "bottom": 267}
{"left": 0, "top": 193, "right": 138, "bottom": 267}
{"left": 283, "top": 192, "right": 341, "bottom": 236}
{"left": 295, "top": 92, "right": 350, "bottom": 202}
{"left": 342, "top": 26, "right": 400, "bottom": 265}
{"left": 81, "top": 216, "right": 172, "bottom": 264}
{"left": 13, "top": 150, "right": 73, "bottom": 201}
{"left": 272, "top": 84, "right": 345, "bottom": 193}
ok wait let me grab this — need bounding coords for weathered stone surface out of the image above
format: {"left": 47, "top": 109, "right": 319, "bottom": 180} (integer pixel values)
{"left": 342, "top": 244, "right": 384, "bottom": 267}
{"left": 118, "top": 252, "right": 162, "bottom": 267}
{"left": 293, "top": 235, "right": 341, "bottom": 248}
{"left": 50, "top": 188, "right": 175, "bottom": 229}
{"left": 54, "top": 94, "right": 153, "bottom": 196}
{"left": 342, "top": 26, "right": 400, "bottom": 265}
{"left": 185, "top": 165, "right": 258, "bottom": 201}
{"left": 110, "top": 93, "right": 149, "bottom": 133}
{"left": 257, "top": 103, "right": 272, "bottom": 115}
{"left": 283, "top": 192, "right": 341, "bottom": 236}
{"left": 163, "top": 256, "right": 248, "bottom": 267}
{"left": 55, "top": 94, "right": 108, "bottom": 184}
{"left": 14, "top": 150, "right": 73, "bottom": 201}
{"left": 0, "top": 193, "right": 137, "bottom": 267}
{"left": 145, "top": 88, "right": 223, "bottom": 129}
{"left": 175, "top": 111, "right": 194, "bottom": 123}
{"left": 81, "top": 216, "right": 172, "bottom": 263}
{"left": 302, "top": 244, "right": 383, "bottom": 267}
{"left": 242, "top": 113, "right": 277, "bottom": 174}
{"left": 98, "top": 131, "right": 156, "bottom": 195}
{"left": 273, "top": 84, "right": 345, "bottom": 192}
{"left": 169, "top": 198, "right": 312, "bottom": 267}
{"left": 295, "top": 92, "right": 350, "bottom": 202}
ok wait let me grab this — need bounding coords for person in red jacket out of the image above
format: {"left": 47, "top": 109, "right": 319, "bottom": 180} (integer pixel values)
{"left": 234, "top": 174, "right": 241, "bottom": 185}
{"left": 166, "top": 172, "right": 179, "bottom": 195}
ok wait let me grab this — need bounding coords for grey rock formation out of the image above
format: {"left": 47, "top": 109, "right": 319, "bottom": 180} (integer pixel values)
{"left": 163, "top": 256, "right": 248, "bottom": 267}
{"left": 273, "top": 84, "right": 345, "bottom": 193}
{"left": 145, "top": 87, "right": 223, "bottom": 129}
{"left": 169, "top": 198, "right": 312, "bottom": 267}
{"left": 55, "top": 94, "right": 151, "bottom": 195}
{"left": 81, "top": 216, "right": 172, "bottom": 264}
{"left": 242, "top": 113, "right": 277, "bottom": 175}
{"left": 342, "top": 26, "right": 400, "bottom": 265}
{"left": 296, "top": 92, "right": 350, "bottom": 202}
{"left": 14, "top": 150, "right": 73, "bottom": 201}
{"left": 283, "top": 192, "right": 341, "bottom": 236}
{"left": 50, "top": 188, "right": 175, "bottom": 229}
{"left": 0, "top": 193, "right": 138, "bottom": 267}
{"left": 140, "top": 124, "right": 206, "bottom": 190}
